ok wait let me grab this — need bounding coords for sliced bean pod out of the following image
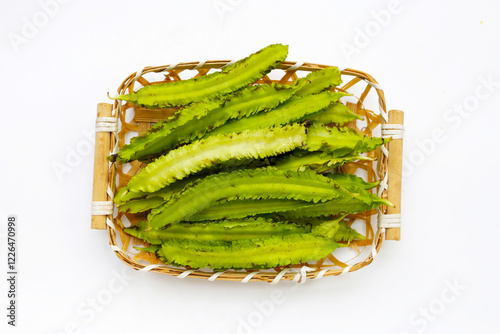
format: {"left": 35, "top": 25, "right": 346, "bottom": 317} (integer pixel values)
{"left": 147, "top": 167, "right": 353, "bottom": 230}
{"left": 115, "top": 124, "right": 307, "bottom": 202}
{"left": 204, "top": 91, "right": 348, "bottom": 137}
{"left": 115, "top": 83, "right": 297, "bottom": 163}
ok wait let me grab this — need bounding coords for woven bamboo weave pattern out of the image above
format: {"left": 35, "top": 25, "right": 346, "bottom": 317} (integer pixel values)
{"left": 96, "top": 60, "right": 401, "bottom": 283}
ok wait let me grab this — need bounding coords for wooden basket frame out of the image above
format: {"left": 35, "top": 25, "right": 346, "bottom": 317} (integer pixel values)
{"left": 91, "top": 60, "right": 404, "bottom": 283}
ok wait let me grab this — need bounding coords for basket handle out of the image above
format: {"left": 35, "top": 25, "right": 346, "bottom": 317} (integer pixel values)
{"left": 385, "top": 110, "right": 404, "bottom": 240}
{"left": 91, "top": 103, "right": 113, "bottom": 229}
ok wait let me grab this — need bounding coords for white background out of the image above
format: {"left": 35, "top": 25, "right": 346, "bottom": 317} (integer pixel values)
{"left": 1, "top": 0, "right": 499, "bottom": 333}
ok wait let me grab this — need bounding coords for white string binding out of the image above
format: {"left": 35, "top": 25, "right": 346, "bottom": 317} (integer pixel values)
{"left": 105, "top": 218, "right": 116, "bottom": 234}
{"left": 221, "top": 59, "right": 237, "bottom": 68}
{"left": 298, "top": 266, "right": 315, "bottom": 284}
{"left": 241, "top": 271, "right": 260, "bottom": 283}
{"left": 91, "top": 201, "right": 114, "bottom": 215}
{"left": 194, "top": 60, "right": 206, "bottom": 70}
{"left": 378, "top": 213, "right": 402, "bottom": 229}
{"left": 271, "top": 268, "right": 291, "bottom": 285}
{"left": 166, "top": 62, "right": 180, "bottom": 71}
{"left": 379, "top": 101, "right": 389, "bottom": 123}
{"left": 110, "top": 245, "right": 127, "bottom": 256}
{"left": 287, "top": 61, "right": 305, "bottom": 71}
{"left": 339, "top": 265, "right": 352, "bottom": 277}
{"left": 311, "top": 268, "right": 330, "bottom": 280}
{"left": 289, "top": 266, "right": 316, "bottom": 284}
{"left": 208, "top": 271, "right": 227, "bottom": 281}
{"left": 371, "top": 241, "right": 379, "bottom": 260}
{"left": 380, "top": 144, "right": 389, "bottom": 157}
{"left": 139, "top": 264, "right": 163, "bottom": 272}
{"left": 365, "top": 80, "right": 383, "bottom": 91}
{"left": 382, "top": 124, "right": 405, "bottom": 140}
{"left": 106, "top": 186, "right": 115, "bottom": 201}
{"left": 133, "top": 68, "right": 144, "bottom": 83}
{"left": 377, "top": 173, "right": 389, "bottom": 198}
{"left": 177, "top": 269, "right": 196, "bottom": 279}
{"left": 95, "top": 117, "right": 118, "bottom": 133}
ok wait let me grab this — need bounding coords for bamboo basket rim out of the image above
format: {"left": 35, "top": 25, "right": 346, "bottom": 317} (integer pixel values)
{"left": 93, "top": 59, "right": 403, "bottom": 284}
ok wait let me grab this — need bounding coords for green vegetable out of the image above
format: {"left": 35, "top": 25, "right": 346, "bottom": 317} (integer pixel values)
{"left": 205, "top": 91, "right": 348, "bottom": 137}
{"left": 115, "top": 83, "right": 297, "bottom": 163}
{"left": 111, "top": 44, "right": 288, "bottom": 108}
{"left": 324, "top": 173, "right": 379, "bottom": 192}
{"left": 333, "top": 221, "right": 366, "bottom": 243}
{"left": 273, "top": 151, "right": 373, "bottom": 172}
{"left": 114, "top": 176, "right": 195, "bottom": 207}
{"left": 117, "top": 196, "right": 165, "bottom": 214}
{"left": 182, "top": 174, "right": 383, "bottom": 221}
{"left": 130, "top": 215, "right": 367, "bottom": 270}
{"left": 113, "top": 43, "right": 392, "bottom": 271}
{"left": 115, "top": 124, "right": 307, "bottom": 202}
{"left": 146, "top": 167, "right": 353, "bottom": 230}
{"left": 146, "top": 233, "right": 343, "bottom": 270}
{"left": 280, "top": 192, "right": 391, "bottom": 218}
{"left": 125, "top": 217, "right": 311, "bottom": 243}
{"left": 304, "top": 122, "right": 389, "bottom": 155}
{"left": 293, "top": 67, "right": 342, "bottom": 97}
{"left": 307, "top": 102, "right": 362, "bottom": 125}
{"left": 127, "top": 215, "right": 365, "bottom": 245}
{"left": 188, "top": 199, "right": 315, "bottom": 221}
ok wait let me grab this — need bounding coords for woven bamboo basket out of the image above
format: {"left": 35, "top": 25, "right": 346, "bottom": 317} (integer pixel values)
{"left": 91, "top": 59, "right": 404, "bottom": 283}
